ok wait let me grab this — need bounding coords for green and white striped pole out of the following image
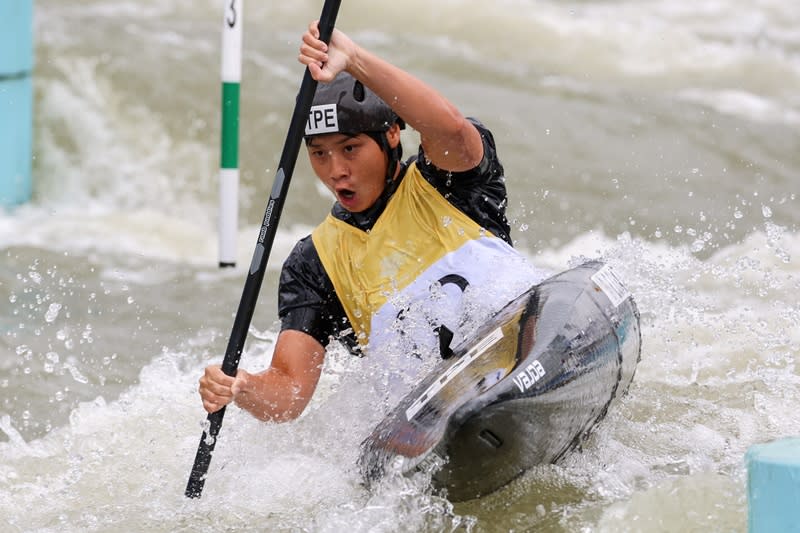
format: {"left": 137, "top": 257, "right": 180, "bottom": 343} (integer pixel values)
{"left": 218, "top": 0, "right": 242, "bottom": 267}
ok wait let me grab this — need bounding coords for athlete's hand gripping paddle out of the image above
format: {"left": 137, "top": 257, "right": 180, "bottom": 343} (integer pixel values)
{"left": 185, "top": 0, "right": 342, "bottom": 499}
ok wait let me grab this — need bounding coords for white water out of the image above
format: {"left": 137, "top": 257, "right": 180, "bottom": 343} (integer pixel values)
{"left": 2, "top": 0, "right": 799, "bottom": 531}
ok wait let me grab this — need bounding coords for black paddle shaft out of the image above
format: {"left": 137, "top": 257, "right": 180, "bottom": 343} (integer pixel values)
{"left": 185, "top": 0, "right": 342, "bottom": 499}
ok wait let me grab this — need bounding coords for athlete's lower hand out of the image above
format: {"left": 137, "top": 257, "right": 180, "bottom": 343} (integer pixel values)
{"left": 199, "top": 365, "right": 238, "bottom": 413}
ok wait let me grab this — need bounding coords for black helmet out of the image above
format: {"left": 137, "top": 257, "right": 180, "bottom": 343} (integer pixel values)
{"left": 305, "top": 72, "right": 404, "bottom": 137}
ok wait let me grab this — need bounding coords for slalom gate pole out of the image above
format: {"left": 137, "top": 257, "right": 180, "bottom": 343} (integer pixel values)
{"left": 218, "top": 0, "right": 243, "bottom": 267}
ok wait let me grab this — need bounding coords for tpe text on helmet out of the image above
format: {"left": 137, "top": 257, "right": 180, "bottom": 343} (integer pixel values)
{"left": 306, "top": 104, "right": 339, "bottom": 135}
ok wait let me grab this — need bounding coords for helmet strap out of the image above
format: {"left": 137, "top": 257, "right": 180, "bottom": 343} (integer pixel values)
{"left": 366, "top": 130, "right": 402, "bottom": 187}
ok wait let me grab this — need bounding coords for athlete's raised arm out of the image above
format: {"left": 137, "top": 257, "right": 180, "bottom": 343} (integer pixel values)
{"left": 298, "top": 21, "right": 484, "bottom": 173}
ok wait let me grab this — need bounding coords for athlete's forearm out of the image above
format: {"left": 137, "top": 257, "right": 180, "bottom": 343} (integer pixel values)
{"left": 233, "top": 366, "right": 314, "bottom": 422}
{"left": 232, "top": 330, "right": 326, "bottom": 422}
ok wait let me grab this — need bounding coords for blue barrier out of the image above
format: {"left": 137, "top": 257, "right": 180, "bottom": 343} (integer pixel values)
{"left": 747, "top": 437, "right": 800, "bottom": 533}
{"left": 1, "top": 2, "right": 34, "bottom": 207}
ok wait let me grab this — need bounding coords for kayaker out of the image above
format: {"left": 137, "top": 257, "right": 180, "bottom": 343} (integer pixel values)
{"left": 198, "top": 20, "right": 540, "bottom": 421}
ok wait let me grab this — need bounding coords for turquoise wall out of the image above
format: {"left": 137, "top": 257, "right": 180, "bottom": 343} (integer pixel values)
{"left": 1, "top": 2, "right": 34, "bottom": 207}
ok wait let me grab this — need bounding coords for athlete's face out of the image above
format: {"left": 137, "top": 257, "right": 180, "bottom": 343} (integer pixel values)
{"left": 306, "top": 125, "right": 401, "bottom": 213}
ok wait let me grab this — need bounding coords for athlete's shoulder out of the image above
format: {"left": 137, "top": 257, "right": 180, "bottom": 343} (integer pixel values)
{"left": 416, "top": 117, "right": 502, "bottom": 184}
{"left": 281, "top": 235, "right": 328, "bottom": 296}
{"left": 413, "top": 117, "right": 511, "bottom": 245}
{"left": 286, "top": 234, "right": 318, "bottom": 263}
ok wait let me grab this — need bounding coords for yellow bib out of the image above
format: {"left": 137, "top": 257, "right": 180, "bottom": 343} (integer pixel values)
{"left": 313, "top": 163, "right": 513, "bottom": 348}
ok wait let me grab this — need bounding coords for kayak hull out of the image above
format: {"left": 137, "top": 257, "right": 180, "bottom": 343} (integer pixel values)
{"left": 358, "top": 261, "right": 641, "bottom": 501}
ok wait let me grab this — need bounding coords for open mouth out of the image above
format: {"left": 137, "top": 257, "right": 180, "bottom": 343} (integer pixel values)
{"left": 334, "top": 186, "right": 360, "bottom": 210}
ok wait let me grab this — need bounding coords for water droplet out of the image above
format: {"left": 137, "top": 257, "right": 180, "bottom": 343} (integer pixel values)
{"left": 65, "top": 363, "right": 89, "bottom": 384}
{"left": 45, "top": 303, "right": 62, "bottom": 323}
{"left": 761, "top": 205, "right": 772, "bottom": 218}
{"left": 733, "top": 209, "right": 743, "bottom": 219}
